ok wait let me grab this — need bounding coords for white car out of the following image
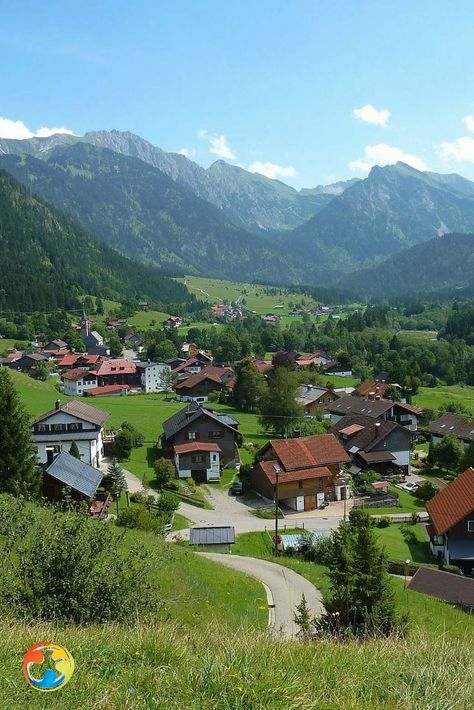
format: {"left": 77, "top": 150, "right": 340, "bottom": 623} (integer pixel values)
{"left": 403, "top": 482, "right": 418, "bottom": 492}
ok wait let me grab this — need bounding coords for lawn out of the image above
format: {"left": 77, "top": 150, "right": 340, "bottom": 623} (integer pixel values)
{"left": 128, "top": 309, "right": 171, "bottom": 329}
{"left": 414, "top": 384, "right": 474, "bottom": 414}
{"left": 375, "top": 523, "right": 434, "bottom": 564}
{"left": 365, "top": 486, "right": 427, "bottom": 515}
{"left": 0, "top": 338, "right": 28, "bottom": 355}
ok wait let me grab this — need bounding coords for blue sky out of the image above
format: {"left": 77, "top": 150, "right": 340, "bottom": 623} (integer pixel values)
{"left": 2, "top": 1, "right": 474, "bottom": 188}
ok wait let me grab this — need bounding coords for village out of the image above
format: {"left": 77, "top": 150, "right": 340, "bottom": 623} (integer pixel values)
{"left": 2, "top": 298, "right": 474, "bottom": 616}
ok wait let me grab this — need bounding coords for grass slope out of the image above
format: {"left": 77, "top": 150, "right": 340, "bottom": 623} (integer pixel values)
{"left": 414, "top": 384, "right": 474, "bottom": 413}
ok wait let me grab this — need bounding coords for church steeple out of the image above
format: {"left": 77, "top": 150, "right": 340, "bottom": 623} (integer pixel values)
{"left": 80, "top": 308, "right": 89, "bottom": 339}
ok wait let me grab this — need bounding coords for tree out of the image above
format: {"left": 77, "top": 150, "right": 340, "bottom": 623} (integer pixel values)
{"left": 108, "top": 332, "right": 123, "bottom": 358}
{"left": 233, "top": 359, "right": 267, "bottom": 412}
{"left": 384, "top": 384, "right": 401, "bottom": 402}
{"left": 0, "top": 370, "right": 39, "bottom": 496}
{"left": 159, "top": 368, "right": 174, "bottom": 401}
{"left": 460, "top": 442, "right": 474, "bottom": 473}
{"left": 31, "top": 361, "right": 49, "bottom": 381}
{"left": 259, "top": 367, "right": 302, "bottom": 437}
{"left": 433, "top": 435, "right": 464, "bottom": 473}
{"left": 120, "top": 421, "right": 144, "bottom": 447}
{"left": 414, "top": 480, "right": 438, "bottom": 501}
{"left": 69, "top": 441, "right": 81, "bottom": 459}
{"left": 104, "top": 458, "right": 128, "bottom": 514}
{"left": 114, "top": 429, "right": 133, "bottom": 460}
{"left": 95, "top": 296, "right": 104, "bottom": 316}
{"left": 154, "top": 457, "right": 175, "bottom": 490}
{"left": 294, "top": 594, "right": 312, "bottom": 639}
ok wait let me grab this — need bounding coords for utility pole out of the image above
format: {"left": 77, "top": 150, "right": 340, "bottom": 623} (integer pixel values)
{"left": 274, "top": 467, "right": 280, "bottom": 557}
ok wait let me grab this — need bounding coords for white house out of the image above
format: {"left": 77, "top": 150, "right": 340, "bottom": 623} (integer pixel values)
{"left": 173, "top": 442, "right": 221, "bottom": 483}
{"left": 31, "top": 399, "right": 109, "bottom": 467}
{"left": 62, "top": 368, "right": 98, "bottom": 396}
{"left": 136, "top": 361, "right": 172, "bottom": 393}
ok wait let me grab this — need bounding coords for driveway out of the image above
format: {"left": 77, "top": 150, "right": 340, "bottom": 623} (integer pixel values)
{"left": 200, "top": 553, "right": 324, "bottom": 638}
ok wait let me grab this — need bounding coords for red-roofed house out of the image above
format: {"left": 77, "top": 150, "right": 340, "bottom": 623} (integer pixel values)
{"left": 173, "top": 441, "right": 222, "bottom": 483}
{"left": 250, "top": 434, "right": 350, "bottom": 512}
{"left": 163, "top": 316, "right": 182, "bottom": 329}
{"left": 91, "top": 359, "right": 140, "bottom": 388}
{"left": 87, "top": 384, "right": 130, "bottom": 397}
{"left": 426, "top": 467, "right": 474, "bottom": 572}
{"left": 58, "top": 353, "right": 101, "bottom": 370}
{"left": 174, "top": 366, "right": 235, "bottom": 402}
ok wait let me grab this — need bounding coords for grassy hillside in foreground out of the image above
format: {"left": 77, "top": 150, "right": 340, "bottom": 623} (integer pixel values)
{"left": 2, "top": 621, "right": 473, "bottom": 709}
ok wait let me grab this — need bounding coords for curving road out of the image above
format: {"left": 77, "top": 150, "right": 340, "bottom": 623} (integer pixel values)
{"left": 200, "top": 553, "right": 324, "bottom": 638}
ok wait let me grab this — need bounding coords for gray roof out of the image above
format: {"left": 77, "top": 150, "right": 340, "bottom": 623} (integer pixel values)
{"left": 189, "top": 526, "right": 235, "bottom": 545}
{"left": 330, "top": 414, "right": 407, "bottom": 454}
{"left": 45, "top": 451, "right": 102, "bottom": 498}
{"left": 162, "top": 401, "right": 239, "bottom": 441}
{"left": 33, "top": 400, "right": 109, "bottom": 427}
{"left": 135, "top": 361, "right": 169, "bottom": 369}
{"left": 32, "top": 431, "right": 101, "bottom": 442}
{"left": 428, "top": 413, "right": 474, "bottom": 443}
{"left": 408, "top": 566, "right": 474, "bottom": 608}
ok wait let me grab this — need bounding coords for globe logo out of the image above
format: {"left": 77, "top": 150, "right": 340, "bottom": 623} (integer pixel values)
{"left": 23, "top": 642, "right": 75, "bottom": 692}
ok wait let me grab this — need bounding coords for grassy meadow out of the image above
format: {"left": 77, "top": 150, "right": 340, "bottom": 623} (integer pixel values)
{"left": 414, "top": 384, "right": 474, "bottom": 413}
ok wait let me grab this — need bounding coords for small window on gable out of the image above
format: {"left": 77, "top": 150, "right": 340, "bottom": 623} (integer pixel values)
{"left": 188, "top": 432, "right": 200, "bottom": 440}
{"left": 468, "top": 520, "right": 474, "bottom": 533}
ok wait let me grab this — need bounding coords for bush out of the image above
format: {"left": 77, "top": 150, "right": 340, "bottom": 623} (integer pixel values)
{"left": 376, "top": 517, "right": 391, "bottom": 528}
{"left": 410, "top": 511, "right": 420, "bottom": 525}
{"left": 441, "top": 564, "right": 461, "bottom": 575}
{"left": 400, "top": 523, "right": 417, "bottom": 544}
{"left": 116, "top": 505, "right": 166, "bottom": 534}
{"left": 156, "top": 491, "right": 180, "bottom": 516}
{"left": 129, "top": 491, "right": 156, "bottom": 505}
{"left": 0, "top": 496, "right": 159, "bottom": 623}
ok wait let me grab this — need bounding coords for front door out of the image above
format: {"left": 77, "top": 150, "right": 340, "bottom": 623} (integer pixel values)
{"left": 304, "top": 495, "right": 316, "bottom": 511}
{"left": 316, "top": 492, "right": 325, "bottom": 508}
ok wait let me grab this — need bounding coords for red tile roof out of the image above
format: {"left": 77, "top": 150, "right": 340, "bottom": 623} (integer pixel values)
{"left": 426, "top": 467, "right": 474, "bottom": 535}
{"left": 92, "top": 359, "right": 136, "bottom": 376}
{"left": 87, "top": 385, "right": 130, "bottom": 396}
{"left": 356, "top": 381, "right": 390, "bottom": 397}
{"left": 259, "top": 461, "right": 333, "bottom": 485}
{"left": 172, "top": 358, "right": 200, "bottom": 373}
{"left": 62, "top": 368, "right": 95, "bottom": 382}
{"left": 175, "top": 366, "right": 234, "bottom": 390}
{"left": 58, "top": 353, "right": 100, "bottom": 367}
{"left": 174, "top": 442, "right": 222, "bottom": 454}
{"left": 268, "top": 434, "right": 350, "bottom": 471}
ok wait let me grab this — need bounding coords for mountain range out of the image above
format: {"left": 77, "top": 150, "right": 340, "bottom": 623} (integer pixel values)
{"left": 1, "top": 129, "right": 474, "bottom": 295}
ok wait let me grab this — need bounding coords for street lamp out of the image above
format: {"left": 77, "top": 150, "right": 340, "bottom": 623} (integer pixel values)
{"left": 404, "top": 559, "right": 411, "bottom": 590}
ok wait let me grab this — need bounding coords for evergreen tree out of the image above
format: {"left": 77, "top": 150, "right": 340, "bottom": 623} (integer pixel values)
{"left": 154, "top": 458, "right": 175, "bottom": 490}
{"left": 294, "top": 594, "right": 312, "bottom": 640}
{"left": 0, "top": 369, "right": 39, "bottom": 496}
{"left": 233, "top": 359, "right": 267, "bottom": 412}
{"left": 460, "top": 442, "right": 474, "bottom": 473}
{"left": 105, "top": 458, "right": 128, "bottom": 514}
{"left": 159, "top": 369, "right": 174, "bottom": 401}
{"left": 69, "top": 441, "right": 81, "bottom": 459}
{"left": 95, "top": 296, "right": 104, "bottom": 315}
{"left": 259, "top": 367, "right": 302, "bottom": 437}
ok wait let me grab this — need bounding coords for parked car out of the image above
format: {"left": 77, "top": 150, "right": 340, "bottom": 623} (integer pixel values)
{"left": 403, "top": 481, "right": 418, "bottom": 492}
{"left": 230, "top": 482, "right": 243, "bottom": 496}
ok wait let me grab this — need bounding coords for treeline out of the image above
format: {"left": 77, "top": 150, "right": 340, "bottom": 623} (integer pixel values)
{"left": 0, "top": 170, "right": 197, "bottom": 312}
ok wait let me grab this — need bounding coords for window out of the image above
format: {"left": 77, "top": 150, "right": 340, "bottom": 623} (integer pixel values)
{"left": 467, "top": 521, "right": 474, "bottom": 532}
{"left": 208, "top": 430, "right": 223, "bottom": 439}
{"left": 67, "top": 422, "right": 83, "bottom": 432}
{"left": 36, "top": 424, "right": 49, "bottom": 433}
{"left": 192, "top": 454, "right": 205, "bottom": 464}
{"left": 188, "top": 432, "right": 200, "bottom": 440}
{"left": 50, "top": 423, "right": 66, "bottom": 433}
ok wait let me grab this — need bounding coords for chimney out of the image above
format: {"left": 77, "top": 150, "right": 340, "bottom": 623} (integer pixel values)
{"left": 375, "top": 385, "right": 380, "bottom": 393}
{"left": 375, "top": 394, "right": 381, "bottom": 400}
{"left": 374, "top": 421, "right": 381, "bottom": 439}
{"left": 368, "top": 391, "right": 375, "bottom": 401}
{"left": 55, "top": 399, "right": 61, "bottom": 410}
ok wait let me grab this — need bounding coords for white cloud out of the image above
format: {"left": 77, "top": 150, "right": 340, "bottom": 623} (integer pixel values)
{"left": 0, "top": 116, "right": 75, "bottom": 140}
{"left": 352, "top": 104, "right": 390, "bottom": 127}
{"left": 463, "top": 115, "right": 474, "bottom": 133}
{"left": 248, "top": 161, "right": 296, "bottom": 180}
{"left": 437, "top": 136, "right": 474, "bottom": 163}
{"left": 198, "top": 129, "right": 236, "bottom": 160}
{"left": 349, "top": 143, "right": 426, "bottom": 172}
{"left": 178, "top": 147, "right": 196, "bottom": 158}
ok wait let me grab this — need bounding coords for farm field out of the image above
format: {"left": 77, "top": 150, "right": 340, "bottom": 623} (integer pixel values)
{"left": 414, "top": 384, "right": 474, "bottom": 414}
{"left": 397, "top": 329, "right": 438, "bottom": 343}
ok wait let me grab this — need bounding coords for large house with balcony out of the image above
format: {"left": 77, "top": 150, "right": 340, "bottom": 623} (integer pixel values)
{"left": 62, "top": 368, "right": 98, "bottom": 396}
{"left": 324, "top": 394, "right": 422, "bottom": 432}
{"left": 250, "top": 434, "right": 350, "bottom": 512}
{"left": 31, "top": 400, "right": 109, "bottom": 467}
{"left": 426, "top": 467, "right": 474, "bottom": 573}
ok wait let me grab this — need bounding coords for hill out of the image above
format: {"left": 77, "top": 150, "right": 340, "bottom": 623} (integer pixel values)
{"left": 285, "top": 162, "right": 474, "bottom": 280}
{"left": 340, "top": 232, "right": 474, "bottom": 297}
{"left": 0, "top": 170, "right": 194, "bottom": 312}
{"left": 0, "top": 143, "right": 308, "bottom": 284}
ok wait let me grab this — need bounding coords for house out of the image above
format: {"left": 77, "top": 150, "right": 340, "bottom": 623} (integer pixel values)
{"left": 250, "top": 357, "right": 272, "bottom": 373}
{"left": 189, "top": 526, "right": 235, "bottom": 553}
{"left": 162, "top": 401, "right": 240, "bottom": 466}
{"left": 171, "top": 358, "right": 205, "bottom": 376}
{"left": 58, "top": 353, "right": 101, "bottom": 370}
{"left": 92, "top": 358, "right": 140, "bottom": 388}
{"left": 426, "top": 467, "right": 474, "bottom": 573}
{"left": 80, "top": 311, "right": 109, "bottom": 356}
{"left": 331, "top": 414, "right": 412, "bottom": 476}
{"left": 124, "top": 334, "right": 144, "bottom": 353}
{"left": 407, "top": 566, "right": 474, "bottom": 609}
{"left": 10, "top": 352, "right": 48, "bottom": 372}
{"left": 174, "top": 442, "right": 222, "bottom": 483}
{"left": 427, "top": 412, "right": 474, "bottom": 448}
{"left": 43, "top": 451, "right": 103, "bottom": 503}
{"left": 355, "top": 380, "right": 400, "bottom": 399}
{"left": 31, "top": 399, "right": 109, "bottom": 467}
{"left": 174, "top": 366, "right": 235, "bottom": 402}
{"left": 324, "top": 394, "right": 422, "bottom": 432}
{"left": 138, "top": 301, "right": 149, "bottom": 311}
{"left": 0, "top": 351, "right": 22, "bottom": 367}
{"left": 322, "top": 361, "right": 353, "bottom": 377}
{"left": 163, "top": 316, "right": 182, "bottom": 329}
{"left": 136, "top": 361, "right": 171, "bottom": 393}
{"left": 250, "top": 434, "right": 350, "bottom": 512}
{"left": 180, "top": 343, "right": 213, "bottom": 363}
{"left": 42, "top": 338, "right": 68, "bottom": 352}
{"left": 261, "top": 314, "right": 280, "bottom": 323}
{"left": 295, "top": 352, "right": 332, "bottom": 368}
{"left": 296, "top": 384, "right": 340, "bottom": 417}
{"left": 62, "top": 368, "right": 98, "bottom": 396}
{"left": 107, "top": 318, "right": 128, "bottom": 330}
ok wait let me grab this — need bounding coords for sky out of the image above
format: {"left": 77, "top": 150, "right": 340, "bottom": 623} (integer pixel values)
{"left": 1, "top": 1, "right": 474, "bottom": 189}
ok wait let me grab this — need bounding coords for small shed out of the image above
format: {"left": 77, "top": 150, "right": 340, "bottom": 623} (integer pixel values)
{"left": 189, "top": 526, "right": 235, "bottom": 553}
{"left": 371, "top": 481, "right": 389, "bottom": 494}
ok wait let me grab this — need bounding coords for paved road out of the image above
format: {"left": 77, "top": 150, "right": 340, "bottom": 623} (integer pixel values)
{"left": 200, "top": 553, "right": 324, "bottom": 638}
